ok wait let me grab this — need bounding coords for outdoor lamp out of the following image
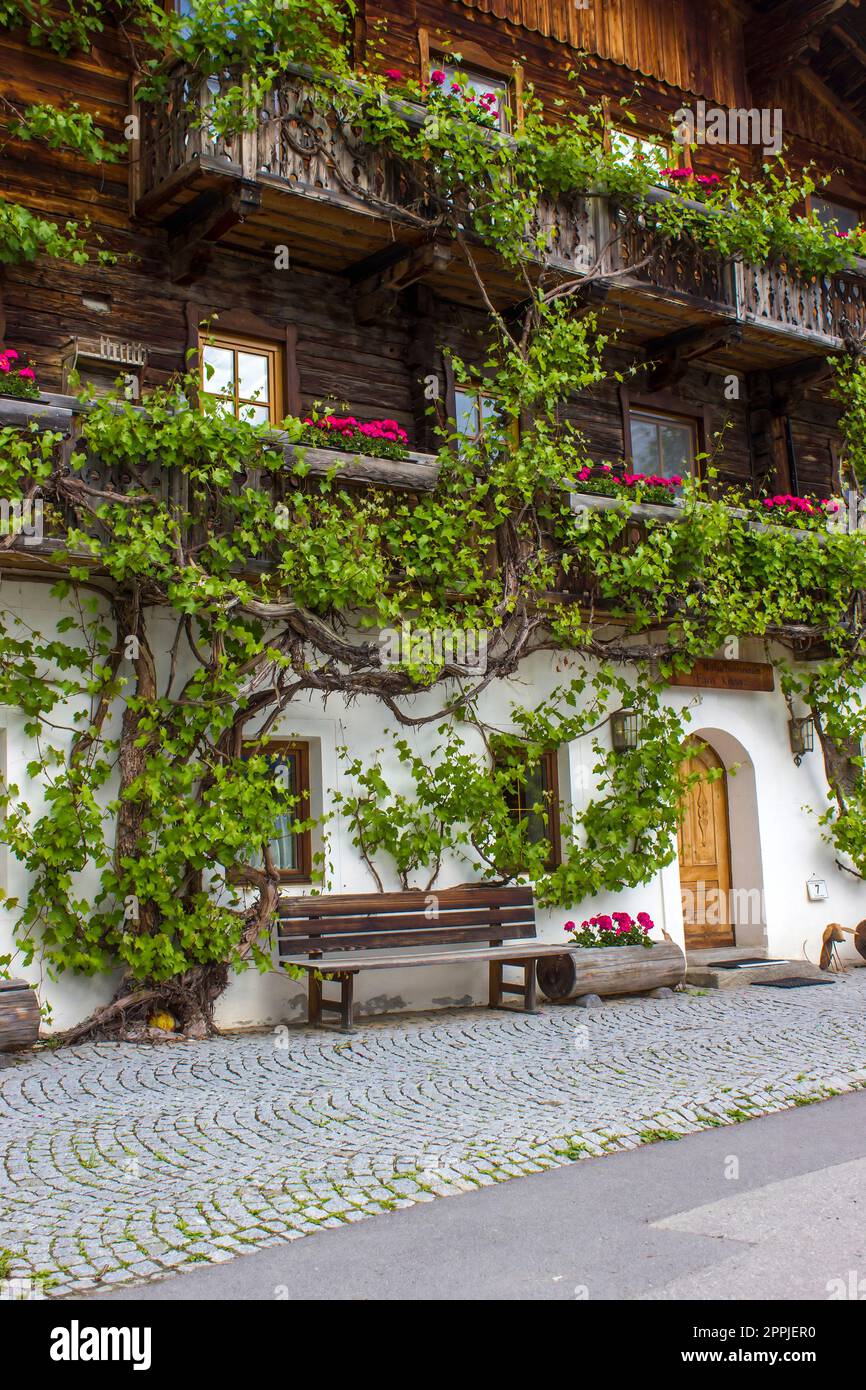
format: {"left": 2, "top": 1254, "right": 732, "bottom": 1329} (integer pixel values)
{"left": 789, "top": 716, "right": 815, "bottom": 766}
{"left": 610, "top": 708, "right": 642, "bottom": 752}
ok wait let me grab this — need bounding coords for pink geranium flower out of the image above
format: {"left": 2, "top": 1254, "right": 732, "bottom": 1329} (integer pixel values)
{"left": 384, "top": 69, "right": 404, "bottom": 81}
{"left": 18, "top": 367, "right": 35, "bottom": 380}
{"left": 431, "top": 70, "right": 446, "bottom": 85}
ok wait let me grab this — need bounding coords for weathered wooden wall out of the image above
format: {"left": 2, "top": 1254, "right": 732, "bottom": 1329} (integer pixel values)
{"left": 0, "top": 4, "right": 852, "bottom": 496}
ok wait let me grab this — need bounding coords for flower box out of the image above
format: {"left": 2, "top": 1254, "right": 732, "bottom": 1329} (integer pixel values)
{"left": 536, "top": 941, "right": 686, "bottom": 1002}
{"left": 0, "top": 348, "right": 40, "bottom": 401}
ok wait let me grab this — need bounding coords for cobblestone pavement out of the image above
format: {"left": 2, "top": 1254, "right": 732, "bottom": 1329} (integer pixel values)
{"left": 2, "top": 976, "right": 866, "bottom": 1297}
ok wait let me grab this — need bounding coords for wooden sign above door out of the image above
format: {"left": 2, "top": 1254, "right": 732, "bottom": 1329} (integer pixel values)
{"left": 670, "top": 659, "right": 775, "bottom": 692}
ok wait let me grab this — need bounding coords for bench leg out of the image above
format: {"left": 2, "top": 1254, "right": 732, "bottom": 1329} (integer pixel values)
{"left": 339, "top": 972, "right": 355, "bottom": 1034}
{"left": 308, "top": 972, "right": 323, "bottom": 1027}
{"left": 489, "top": 960, "right": 503, "bottom": 1009}
{"left": 489, "top": 959, "right": 538, "bottom": 1014}
{"left": 523, "top": 961, "right": 538, "bottom": 1014}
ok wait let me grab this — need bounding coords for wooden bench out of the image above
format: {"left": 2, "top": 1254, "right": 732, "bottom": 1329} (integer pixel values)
{"left": 276, "top": 886, "right": 572, "bottom": 1032}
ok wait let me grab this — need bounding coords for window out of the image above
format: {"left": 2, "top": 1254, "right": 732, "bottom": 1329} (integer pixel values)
{"left": 609, "top": 127, "right": 669, "bottom": 169}
{"left": 199, "top": 334, "right": 284, "bottom": 426}
{"left": 629, "top": 408, "right": 697, "bottom": 481}
{"left": 498, "top": 749, "right": 561, "bottom": 869}
{"left": 454, "top": 386, "right": 516, "bottom": 453}
{"left": 810, "top": 194, "right": 861, "bottom": 237}
{"left": 431, "top": 58, "right": 512, "bottom": 132}
{"left": 261, "top": 742, "right": 312, "bottom": 883}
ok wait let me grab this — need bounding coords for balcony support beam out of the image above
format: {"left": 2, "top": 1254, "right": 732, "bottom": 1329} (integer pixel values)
{"left": 644, "top": 322, "right": 743, "bottom": 393}
{"left": 352, "top": 240, "right": 453, "bottom": 325}
{"left": 165, "top": 181, "right": 263, "bottom": 285}
{"left": 746, "top": 0, "right": 859, "bottom": 100}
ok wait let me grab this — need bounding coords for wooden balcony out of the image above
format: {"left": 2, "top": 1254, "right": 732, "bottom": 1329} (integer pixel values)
{"left": 0, "top": 393, "right": 440, "bottom": 569}
{"left": 132, "top": 65, "right": 866, "bottom": 373}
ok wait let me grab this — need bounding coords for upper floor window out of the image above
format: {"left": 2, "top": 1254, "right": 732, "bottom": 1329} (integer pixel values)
{"left": 454, "top": 385, "right": 516, "bottom": 454}
{"left": 199, "top": 333, "right": 284, "bottom": 426}
{"left": 810, "top": 194, "right": 861, "bottom": 238}
{"left": 609, "top": 127, "right": 670, "bottom": 168}
{"left": 629, "top": 407, "right": 697, "bottom": 480}
{"left": 430, "top": 58, "right": 512, "bottom": 132}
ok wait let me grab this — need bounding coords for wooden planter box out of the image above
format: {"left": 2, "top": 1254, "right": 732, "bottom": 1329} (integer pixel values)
{"left": 0, "top": 980, "right": 40, "bottom": 1051}
{"left": 536, "top": 941, "right": 686, "bottom": 1002}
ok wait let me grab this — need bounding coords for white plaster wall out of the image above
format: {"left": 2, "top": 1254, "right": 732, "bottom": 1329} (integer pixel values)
{"left": 2, "top": 581, "right": 863, "bottom": 1032}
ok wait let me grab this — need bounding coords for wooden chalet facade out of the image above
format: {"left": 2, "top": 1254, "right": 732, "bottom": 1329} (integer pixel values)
{"left": 2, "top": 1, "right": 866, "bottom": 498}
{"left": 3, "top": 0, "right": 866, "bottom": 1030}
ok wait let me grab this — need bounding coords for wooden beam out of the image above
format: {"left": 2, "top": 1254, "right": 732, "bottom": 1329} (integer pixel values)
{"left": 747, "top": 0, "right": 859, "bottom": 97}
{"left": 167, "top": 181, "right": 262, "bottom": 285}
{"left": 831, "top": 20, "right": 866, "bottom": 68}
{"left": 794, "top": 64, "right": 866, "bottom": 147}
{"left": 353, "top": 240, "right": 453, "bottom": 324}
{"left": 645, "top": 322, "right": 743, "bottom": 392}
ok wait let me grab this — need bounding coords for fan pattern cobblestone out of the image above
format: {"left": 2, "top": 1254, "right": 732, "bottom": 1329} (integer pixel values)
{"left": 2, "top": 976, "right": 866, "bottom": 1296}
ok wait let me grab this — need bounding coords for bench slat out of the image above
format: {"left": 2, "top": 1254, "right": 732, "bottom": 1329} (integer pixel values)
{"left": 279, "top": 886, "right": 533, "bottom": 918}
{"left": 277, "top": 906, "right": 535, "bottom": 936}
{"left": 278, "top": 921, "right": 537, "bottom": 955}
{"left": 281, "top": 942, "right": 569, "bottom": 971}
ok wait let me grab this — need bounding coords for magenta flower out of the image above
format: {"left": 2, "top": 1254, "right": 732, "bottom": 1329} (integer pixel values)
{"left": 431, "top": 70, "right": 446, "bottom": 85}
{"left": 384, "top": 69, "right": 404, "bottom": 81}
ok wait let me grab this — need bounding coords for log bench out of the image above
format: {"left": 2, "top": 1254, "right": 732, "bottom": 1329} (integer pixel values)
{"left": 276, "top": 886, "right": 575, "bottom": 1032}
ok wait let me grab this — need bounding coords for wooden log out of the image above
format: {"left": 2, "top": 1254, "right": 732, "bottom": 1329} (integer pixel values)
{"left": 0, "top": 980, "right": 40, "bottom": 1051}
{"left": 536, "top": 942, "right": 686, "bottom": 1002}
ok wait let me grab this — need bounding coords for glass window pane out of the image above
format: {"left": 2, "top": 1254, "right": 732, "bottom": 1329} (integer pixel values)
{"left": 611, "top": 129, "right": 659, "bottom": 163}
{"left": 480, "top": 393, "right": 504, "bottom": 433}
{"left": 630, "top": 417, "right": 660, "bottom": 473}
{"left": 201, "top": 345, "right": 234, "bottom": 396}
{"left": 812, "top": 196, "right": 859, "bottom": 236}
{"left": 239, "top": 403, "right": 271, "bottom": 426}
{"left": 437, "top": 64, "right": 509, "bottom": 129}
{"left": 270, "top": 754, "right": 297, "bottom": 872}
{"left": 660, "top": 422, "right": 693, "bottom": 478}
{"left": 523, "top": 758, "right": 551, "bottom": 845}
{"left": 455, "top": 389, "right": 481, "bottom": 441}
{"left": 202, "top": 393, "right": 235, "bottom": 419}
{"left": 237, "top": 351, "right": 269, "bottom": 404}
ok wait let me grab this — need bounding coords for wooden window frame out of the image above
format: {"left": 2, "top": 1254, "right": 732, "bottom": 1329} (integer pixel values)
{"left": 199, "top": 331, "right": 286, "bottom": 425}
{"left": 418, "top": 27, "right": 524, "bottom": 129}
{"left": 259, "top": 740, "right": 313, "bottom": 884}
{"left": 497, "top": 747, "right": 562, "bottom": 871}
{"left": 451, "top": 381, "right": 519, "bottom": 450}
{"left": 185, "top": 304, "right": 301, "bottom": 420}
{"left": 620, "top": 387, "right": 710, "bottom": 479}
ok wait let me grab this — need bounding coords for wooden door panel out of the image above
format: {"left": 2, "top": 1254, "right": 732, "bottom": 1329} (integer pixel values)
{"left": 678, "top": 743, "right": 734, "bottom": 949}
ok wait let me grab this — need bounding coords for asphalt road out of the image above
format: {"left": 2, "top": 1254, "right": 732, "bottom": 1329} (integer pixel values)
{"left": 97, "top": 1090, "right": 866, "bottom": 1301}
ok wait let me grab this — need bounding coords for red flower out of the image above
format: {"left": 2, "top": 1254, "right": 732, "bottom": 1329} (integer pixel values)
{"left": 431, "top": 70, "right": 446, "bottom": 85}
{"left": 384, "top": 69, "right": 404, "bottom": 81}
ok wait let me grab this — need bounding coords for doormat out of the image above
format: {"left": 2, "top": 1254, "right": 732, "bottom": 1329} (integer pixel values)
{"left": 707, "top": 958, "right": 787, "bottom": 969}
{"left": 751, "top": 977, "right": 835, "bottom": 989}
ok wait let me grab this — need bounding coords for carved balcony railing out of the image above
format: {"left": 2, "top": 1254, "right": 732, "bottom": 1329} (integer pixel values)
{"left": 132, "top": 65, "right": 866, "bottom": 353}
{"left": 0, "top": 394, "right": 441, "bottom": 562}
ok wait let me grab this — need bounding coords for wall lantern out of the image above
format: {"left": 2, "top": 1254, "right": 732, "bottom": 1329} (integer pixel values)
{"left": 789, "top": 716, "right": 815, "bottom": 766}
{"left": 610, "top": 708, "right": 642, "bottom": 752}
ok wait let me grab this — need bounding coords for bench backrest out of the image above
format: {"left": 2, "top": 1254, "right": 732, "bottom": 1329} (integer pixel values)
{"left": 276, "top": 886, "right": 536, "bottom": 959}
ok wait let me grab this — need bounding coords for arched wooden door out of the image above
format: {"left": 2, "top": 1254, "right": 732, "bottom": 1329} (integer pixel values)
{"left": 677, "top": 741, "right": 734, "bottom": 950}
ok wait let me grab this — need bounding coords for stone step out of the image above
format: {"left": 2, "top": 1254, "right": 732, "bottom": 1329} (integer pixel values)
{"left": 685, "top": 956, "right": 831, "bottom": 991}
